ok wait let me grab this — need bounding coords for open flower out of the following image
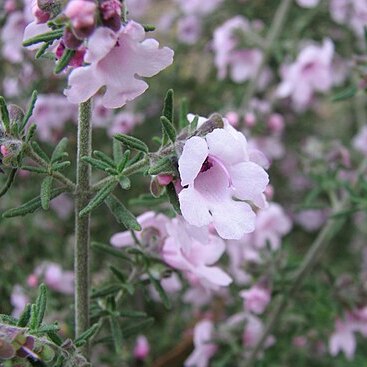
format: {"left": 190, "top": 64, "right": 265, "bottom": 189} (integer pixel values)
{"left": 177, "top": 122, "right": 269, "bottom": 240}
{"left": 162, "top": 217, "right": 232, "bottom": 288}
{"left": 64, "top": 21, "right": 174, "bottom": 108}
{"left": 184, "top": 320, "right": 217, "bottom": 367}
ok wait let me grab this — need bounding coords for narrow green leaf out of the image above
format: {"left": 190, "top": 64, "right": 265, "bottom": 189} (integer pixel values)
{"left": 54, "top": 48, "right": 76, "bottom": 74}
{"left": 0, "top": 169, "right": 17, "bottom": 198}
{"left": 29, "top": 304, "right": 38, "bottom": 330}
{"left": 21, "top": 166, "right": 47, "bottom": 174}
{"left": 0, "top": 97, "right": 10, "bottom": 131}
{"left": 121, "top": 318, "right": 154, "bottom": 338}
{"left": 109, "top": 265, "right": 127, "bottom": 283}
{"left": 35, "top": 42, "right": 52, "bottom": 59}
{"left": 40, "top": 176, "right": 53, "bottom": 210}
{"left": 2, "top": 187, "right": 67, "bottom": 218}
{"left": 82, "top": 156, "right": 111, "bottom": 171}
{"left": 17, "top": 304, "right": 32, "bottom": 327}
{"left": 119, "top": 176, "right": 131, "bottom": 190}
{"left": 162, "top": 89, "right": 174, "bottom": 124}
{"left": 114, "top": 134, "right": 149, "bottom": 153}
{"left": 91, "top": 284, "right": 121, "bottom": 298}
{"left": 148, "top": 156, "right": 175, "bottom": 176}
{"left": 75, "top": 323, "right": 100, "bottom": 347}
{"left": 166, "top": 182, "right": 181, "bottom": 214}
{"left": 92, "top": 242, "right": 132, "bottom": 262}
{"left": 148, "top": 273, "right": 171, "bottom": 309}
{"left": 117, "top": 150, "right": 130, "bottom": 173}
{"left": 113, "top": 138, "right": 123, "bottom": 163}
{"left": 35, "top": 283, "right": 47, "bottom": 328}
{"left": 23, "top": 28, "right": 63, "bottom": 47}
{"left": 31, "top": 141, "right": 50, "bottom": 162}
{"left": 52, "top": 161, "right": 70, "bottom": 171}
{"left": 190, "top": 115, "right": 199, "bottom": 131}
{"left": 118, "top": 310, "right": 147, "bottom": 318}
{"left": 179, "top": 97, "right": 189, "bottom": 129}
{"left": 160, "top": 116, "right": 177, "bottom": 143}
{"left": 332, "top": 85, "right": 357, "bottom": 102}
{"left": 25, "top": 123, "right": 37, "bottom": 142}
{"left": 21, "top": 91, "right": 38, "bottom": 132}
{"left": 109, "top": 316, "right": 123, "bottom": 352}
{"left": 94, "top": 151, "right": 116, "bottom": 168}
{"left": 79, "top": 179, "right": 118, "bottom": 218}
{"left": 51, "top": 137, "right": 68, "bottom": 163}
{"left": 104, "top": 194, "right": 141, "bottom": 230}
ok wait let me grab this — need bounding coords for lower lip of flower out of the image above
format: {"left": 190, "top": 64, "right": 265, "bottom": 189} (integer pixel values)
{"left": 201, "top": 155, "right": 232, "bottom": 187}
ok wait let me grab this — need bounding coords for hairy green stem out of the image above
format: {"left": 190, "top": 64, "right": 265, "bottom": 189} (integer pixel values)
{"left": 242, "top": 0, "right": 293, "bottom": 108}
{"left": 74, "top": 99, "right": 92, "bottom": 352}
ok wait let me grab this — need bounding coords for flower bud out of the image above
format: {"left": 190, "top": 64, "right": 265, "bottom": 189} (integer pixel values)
{"left": 99, "top": 0, "right": 122, "bottom": 31}
{"left": 63, "top": 27, "right": 84, "bottom": 49}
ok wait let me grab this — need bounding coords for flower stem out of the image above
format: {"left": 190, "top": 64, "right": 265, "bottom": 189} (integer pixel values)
{"left": 242, "top": 0, "right": 293, "bottom": 108}
{"left": 74, "top": 99, "right": 92, "bottom": 351}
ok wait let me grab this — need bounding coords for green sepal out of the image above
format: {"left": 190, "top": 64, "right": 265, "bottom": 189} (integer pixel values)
{"left": 40, "top": 176, "right": 53, "bottom": 210}
{"left": 114, "top": 134, "right": 149, "bottom": 153}
{"left": 104, "top": 194, "right": 141, "bottom": 230}
{"left": 160, "top": 116, "right": 177, "bottom": 143}
{"left": 79, "top": 179, "right": 118, "bottom": 218}
{"left": 166, "top": 182, "right": 181, "bottom": 214}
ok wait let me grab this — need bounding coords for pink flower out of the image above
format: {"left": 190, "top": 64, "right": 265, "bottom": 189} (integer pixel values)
{"left": 162, "top": 217, "right": 232, "bottom": 288}
{"left": 125, "top": 0, "right": 152, "bottom": 18}
{"left": 277, "top": 39, "right": 334, "bottom": 110}
{"left": 245, "top": 203, "right": 292, "bottom": 251}
{"left": 329, "top": 319, "right": 356, "bottom": 360}
{"left": 296, "top": 0, "right": 320, "bottom": 7}
{"left": 65, "top": 21, "right": 174, "bottom": 108}
{"left": 177, "top": 15, "right": 202, "bottom": 45}
{"left": 134, "top": 335, "right": 150, "bottom": 360}
{"left": 330, "top": 0, "right": 367, "bottom": 37}
{"left": 108, "top": 111, "right": 143, "bottom": 136}
{"left": 212, "top": 17, "right": 267, "bottom": 85}
{"left": 184, "top": 320, "right": 217, "bottom": 367}
{"left": 178, "top": 121, "right": 269, "bottom": 240}
{"left": 111, "top": 211, "right": 169, "bottom": 249}
{"left": 240, "top": 284, "right": 271, "bottom": 314}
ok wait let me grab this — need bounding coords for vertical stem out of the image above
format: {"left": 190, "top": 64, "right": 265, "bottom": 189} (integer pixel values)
{"left": 74, "top": 99, "right": 92, "bottom": 347}
{"left": 242, "top": 0, "right": 293, "bottom": 109}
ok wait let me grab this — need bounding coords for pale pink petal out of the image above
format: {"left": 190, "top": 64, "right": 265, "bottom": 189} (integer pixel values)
{"left": 84, "top": 27, "right": 118, "bottom": 63}
{"left": 178, "top": 136, "right": 208, "bottom": 186}
{"left": 196, "top": 266, "right": 232, "bottom": 286}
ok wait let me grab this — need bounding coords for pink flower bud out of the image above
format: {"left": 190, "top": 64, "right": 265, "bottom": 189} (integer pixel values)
{"left": 267, "top": 113, "right": 284, "bottom": 134}
{"left": 1, "top": 145, "right": 9, "bottom": 157}
{"left": 264, "top": 184, "right": 274, "bottom": 201}
{"left": 27, "top": 274, "right": 39, "bottom": 288}
{"left": 157, "top": 174, "right": 173, "bottom": 186}
{"left": 64, "top": 0, "right": 96, "bottom": 33}
{"left": 32, "top": 0, "right": 50, "bottom": 23}
{"left": 225, "top": 111, "right": 239, "bottom": 127}
{"left": 244, "top": 112, "right": 256, "bottom": 127}
{"left": 134, "top": 335, "right": 150, "bottom": 360}
{"left": 5, "top": 0, "right": 17, "bottom": 13}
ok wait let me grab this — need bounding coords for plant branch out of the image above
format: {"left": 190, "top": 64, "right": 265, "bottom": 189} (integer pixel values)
{"left": 74, "top": 99, "right": 92, "bottom": 354}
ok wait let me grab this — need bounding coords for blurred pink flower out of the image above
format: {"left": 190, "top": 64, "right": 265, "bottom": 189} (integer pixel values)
{"left": 177, "top": 15, "right": 202, "bottom": 44}
{"left": 50, "top": 193, "right": 74, "bottom": 219}
{"left": 330, "top": 0, "right": 367, "bottom": 37}
{"left": 178, "top": 123, "right": 268, "bottom": 240}
{"left": 65, "top": 21, "right": 174, "bottom": 108}
{"left": 277, "top": 39, "right": 334, "bottom": 110}
{"left": 213, "top": 16, "right": 265, "bottom": 84}
{"left": 125, "top": 0, "right": 152, "bottom": 18}
{"left": 134, "top": 335, "right": 150, "bottom": 360}
{"left": 329, "top": 318, "right": 357, "bottom": 360}
{"left": 111, "top": 211, "right": 169, "bottom": 249}
{"left": 162, "top": 217, "right": 232, "bottom": 287}
{"left": 240, "top": 284, "right": 271, "bottom": 314}
{"left": 176, "top": 0, "right": 224, "bottom": 15}
{"left": 11, "top": 285, "right": 29, "bottom": 318}
{"left": 294, "top": 209, "right": 327, "bottom": 232}
{"left": 185, "top": 320, "right": 217, "bottom": 367}
{"left": 108, "top": 111, "right": 143, "bottom": 136}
